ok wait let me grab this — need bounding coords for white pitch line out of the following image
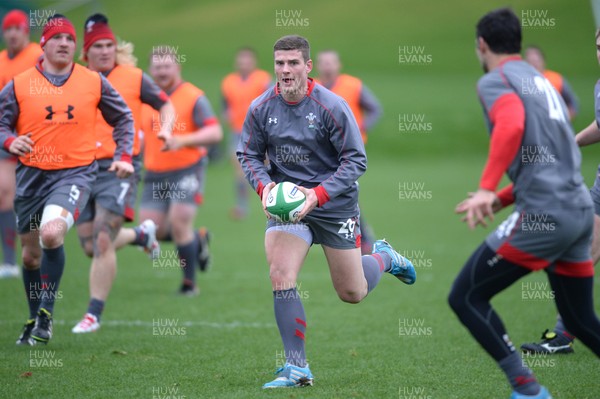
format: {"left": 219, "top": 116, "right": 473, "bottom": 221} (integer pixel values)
{"left": 0, "top": 319, "right": 274, "bottom": 329}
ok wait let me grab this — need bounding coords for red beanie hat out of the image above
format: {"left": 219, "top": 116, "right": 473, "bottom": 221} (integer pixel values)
{"left": 83, "top": 16, "right": 115, "bottom": 54}
{"left": 2, "top": 10, "right": 29, "bottom": 33}
{"left": 40, "top": 14, "right": 76, "bottom": 47}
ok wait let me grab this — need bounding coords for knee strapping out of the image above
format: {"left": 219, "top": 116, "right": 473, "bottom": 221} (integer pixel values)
{"left": 39, "top": 205, "right": 73, "bottom": 249}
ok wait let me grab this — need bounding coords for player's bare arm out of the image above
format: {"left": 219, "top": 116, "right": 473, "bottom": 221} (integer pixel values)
{"left": 163, "top": 123, "right": 222, "bottom": 151}
{"left": 575, "top": 120, "right": 600, "bottom": 146}
{"left": 157, "top": 100, "right": 175, "bottom": 146}
{"left": 456, "top": 190, "right": 502, "bottom": 214}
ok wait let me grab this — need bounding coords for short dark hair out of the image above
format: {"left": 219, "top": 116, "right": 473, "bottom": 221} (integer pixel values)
{"left": 476, "top": 8, "right": 521, "bottom": 54}
{"left": 595, "top": 28, "right": 600, "bottom": 41}
{"left": 84, "top": 13, "right": 109, "bottom": 29}
{"left": 273, "top": 35, "right": 310, "bottom": 62}
{"left": 47, "top": 13, "right": 66, "bottom": 22}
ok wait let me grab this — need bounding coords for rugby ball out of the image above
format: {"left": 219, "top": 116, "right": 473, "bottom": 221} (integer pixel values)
{"left": 266, "top": 182, "right": 306, "bottom": 222}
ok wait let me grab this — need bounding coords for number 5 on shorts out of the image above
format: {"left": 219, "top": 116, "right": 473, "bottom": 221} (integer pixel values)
{"left": 68, "top": 185, "right": 80, "bottom": 205}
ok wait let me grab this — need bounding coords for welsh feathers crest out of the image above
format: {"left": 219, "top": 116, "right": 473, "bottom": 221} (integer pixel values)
{"left": 305, "top": 112, "right": 317, "bottom": 129}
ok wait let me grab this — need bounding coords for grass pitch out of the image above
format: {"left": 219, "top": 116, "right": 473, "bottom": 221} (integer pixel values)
{"left": 1, "top": 0, "right": 600, "bottom": 397}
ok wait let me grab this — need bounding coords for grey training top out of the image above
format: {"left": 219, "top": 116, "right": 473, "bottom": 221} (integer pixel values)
{"left": 594, "top": 80, "right": 600, "bottom": 127}
{"left": 237, "top": 79, "right": 367, "bottom": 218}
{"left": 559, "top": 77, "right": 579, "bottom": 116}
{"left": 477, "top": 59, "right": 591, "bottom": 210}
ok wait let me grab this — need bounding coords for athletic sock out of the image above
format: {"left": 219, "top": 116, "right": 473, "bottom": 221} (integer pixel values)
{"left": 39, "top": 246, "right": 65, "bottom": 314}
{"left": 375, "top": 251, "right": 392, "bottom": 272}
{"left": 178, "top": 238, "right": 198, "bottom": 284}
{"left": 0, "top": 210, "right": 17, "bottom": 265}
{"left": 554, "top": 316, "right": 575, "bottom": 341}
{"left": 359, "top": 214, "right": 375, "bottom": 250}
{"left": 499, "top": 352, "right": 541, "bottom": 396}
{"left": 130, "top": 225, "right": 148, "bottom": 246}
{"left": 274, "top": 288, "right": 307, "bottom": 367}
{"left": 22, "top": 268, "right": 42, "bottom": 319}
{"left": 163, "top": 230, "right": 202, "bottom": 245}
{"left": 361, "top": 254, "right": 386, "bottom": 292}
{"left": 87, "top": 298, "right": 105, "bottom": 321}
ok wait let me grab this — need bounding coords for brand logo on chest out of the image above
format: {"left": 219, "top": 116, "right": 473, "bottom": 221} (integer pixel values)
{"left": 45, "top": 105, "right": 75, "bottom": 120}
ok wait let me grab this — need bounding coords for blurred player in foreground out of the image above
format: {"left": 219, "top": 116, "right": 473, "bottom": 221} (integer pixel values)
{"left": 0, "top": 14, "right": 134, "bottom": 345}
{"left": 238, "top": 35, "right": 416, "bottom": 389}
{"left": 221, "top": 47, "right": 271, "bottom": 220}
{"left": 0, "top": 10, "right": 41, "bottom": 87}
{"left": 315, "top": 50, "right": 382, "bottom": 254}
{"left": 449, "top": 8, "right": 600, "bottom": 399}
{"left": 521, "top": 29, "right": 600, "bottom": 356}
{"left": 524, "top": 45, "right": 578, "bottom": 120}
{"left": 71, "top": 13, "right": 175, "bottom": 333}
{"left": 137, "top": 46, "right": 222, "bottom": 295}
{"left": 0, "top": 10, "right": 43, "bottom": 278}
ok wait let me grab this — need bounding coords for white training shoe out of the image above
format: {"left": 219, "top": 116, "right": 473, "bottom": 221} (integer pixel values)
{"left": 140, "top": 219, "right": 160, "bottom": 259}
{"left": 0, "top": 263, "right": 20, "bottom": 279}
{"left": 72, "top": 313, "right": 100, "bottom": 334}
